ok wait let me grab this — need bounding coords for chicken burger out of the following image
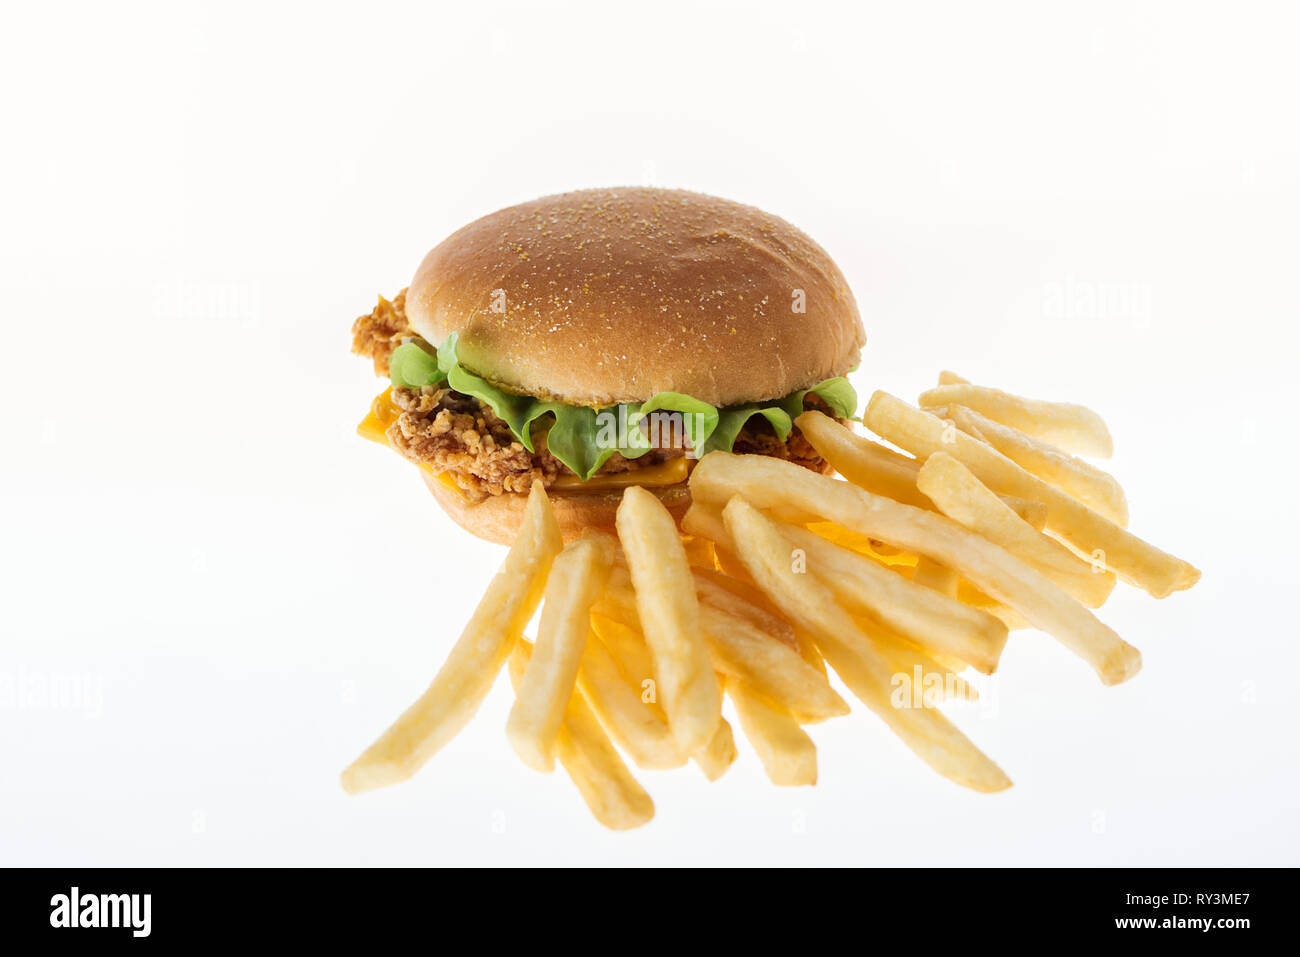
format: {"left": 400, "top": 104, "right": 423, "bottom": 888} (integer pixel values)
{"left": 351, "top": 187, "right": 864, "bottom": 543}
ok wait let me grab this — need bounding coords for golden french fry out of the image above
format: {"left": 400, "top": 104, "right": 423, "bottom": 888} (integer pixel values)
{"left": 341, "top": 480, "right": 562, "bottom": 794}
{"left": 797, "top": 411, "right": 1050, "bottom": 530}
{"left": 864, "top": 392, "right": 1200, "bottom": 598}
{"left": 719, "top": 495, "right": 1011, "bottom": 792}
{"left": 693, "top": 718, "right": 738, "bottom": 781}
{"left": 509, "top": 641, "right": 654, "bottom": 830}
{"left": 589, "top": 612, "right": 657, "bottom": 688}
{"left": 586, "top": 609, "right": 741, "bottom": 775}
{"left": 588, "top": 600, "right": 746, "bottom": 773}
{"left": 918, "top": 383, "right": 1114, "bottom": 458}
{"left": 691, "top": 568, "right": 798, "bottom": 649}
{"left": 805, "top": 522, "right": 918, "bottom": 566}
{"left": 917, "top": 453, "right": 1116, "bottom": 609}
{"left": 592, "top": 569, "right": 643, "bottom": 623}
{"left": 957, "top": 582, "right": 1032, "bottom": 631}
{"left": 617, "top": 549, "right": 798, "bottom": 648}
{"left": 791, "top": 627, "right": 829, "bottom": 680}
{"left": 871, "top": 629, "right": 978, "bottom": 704}
{"left": 795, "top": 408, "right": 1050, "bottom": 535}
{"left": 577, "top": 630, "right": 685, "bottom": 770}
{"left": 784, "top": 524, "right": 1010, "bottom": 674}
{"left": 999, "top": 496, "right": 1048, "bottom": 531}
{"left": 938, "top": 370, "right": 971, "bottom": 385}
{"left": 690, "top": 565, "right": 784, "bottom": 619}
{"left": 911, "top": 556, "right": 958, "bottom": 598}
{"left": 698, "top": 605, "right": 849, "bottom": 722}
{"left": 948, "top": 404, "right": 1129, "bottom": 526}
{"left": 690, "top": 453, "right": 1142, "bottom": 686}
{"left": 507, "top": 534, "right": 616, "bottom": 772}
{"left": 616, "top": 485, "right": 722, "bottom": 754}
{"left": 683, "top": 503, "right": 1007, "bottom": 675}
{"left": 728, "top": 681, "right": 818, "bottom": 787}
{"left": 604, "top": 564, "right": 841, "bottom": 721}
{"left": 796, "top": 409, "right": 932, "bottom": 508}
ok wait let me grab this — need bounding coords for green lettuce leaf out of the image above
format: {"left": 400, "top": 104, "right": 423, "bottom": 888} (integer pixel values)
{"left": 704, "top": 405, "right": 794, "bottom": 456}
{"left": 386, "top": 334, "right": 857, "bottom": 481}
{"left": 388, "top": 341, "right": 446, "bottom": 389}
{"left": 630, "top": 392, "right": 720, "bottom": 453}
{"left": 544, "top": 407, "right": 617, "bottom": 480}
{"left": 778, "top": 376, "right": 859, "bottom": 420}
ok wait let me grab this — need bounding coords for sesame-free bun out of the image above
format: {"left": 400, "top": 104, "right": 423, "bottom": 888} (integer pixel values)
{"left": 422, "top": 470, "right": 691, "bottom": 545}
{"left": 406, "top": 187, "right": 864, "bottom": 408}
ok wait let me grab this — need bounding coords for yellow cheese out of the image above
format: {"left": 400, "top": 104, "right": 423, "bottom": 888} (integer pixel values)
{"left": 357, "top": 386, "right": 401, "bottom": 445}
{"left": 357, "top": 389, "right": 462, "bottom": 494}
{"left": 553, "top": 456, "right": 691, "bottom": 491}
{"left": 430, "top": 468, "right": 460, "bottom": 490}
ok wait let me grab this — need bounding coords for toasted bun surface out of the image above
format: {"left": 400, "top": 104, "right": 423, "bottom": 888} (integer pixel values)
{"left": 406, "top": 187, "right": 864, "bottom": 408}
{"left": 423, "top": 470, "right": 691, "bottom": 545}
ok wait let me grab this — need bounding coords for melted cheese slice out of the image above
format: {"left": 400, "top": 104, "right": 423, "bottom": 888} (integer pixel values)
{"left": 356, "top": 387, "right": 400, "bottom": 445}
{"left": 552, "top": 456, "right": 690, "bottom": 490}
{"left": 357, "top": 389, "right": 690, "bottom": 491}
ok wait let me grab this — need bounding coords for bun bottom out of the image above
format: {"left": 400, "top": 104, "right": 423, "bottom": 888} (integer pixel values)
{"left": 422, "top": 471, "right": 693, "bottom": 544}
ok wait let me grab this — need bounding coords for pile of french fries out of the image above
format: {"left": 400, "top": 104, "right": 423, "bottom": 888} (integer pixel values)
{"left": 342, "top": 373, "right": 1200, "bottom": 829}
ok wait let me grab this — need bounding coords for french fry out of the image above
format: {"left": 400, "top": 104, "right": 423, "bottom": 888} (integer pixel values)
{"left": 792, "top": 627, "right": 829, "bottom": 679}
{"left": 719, "top": 496, "right": 1011, "bottom": 792}
{"left": 509, "top": 641, "right": 654, "bottom": 830}
{"left": 999, "top": 496, "right": 1049, "bottom": 531}
{"left": 577, "top": 628, "right": 685, "bottom": 770}
{"left": 938, "top": 370, "right": 971, "bottom": 385}
{"left": 957, "top": 582, "right": 1032, "bottom": 631}
{"left": 917, "top": 383, "right": 1114, "bottom": 458}
{"left": 690, "top": 453, "right": 1143, "bottom": 685}
{"left": 341, "top": 481, "right": 562, "bottom": 794}
{"left": 593, "top": 569, "right": 648, "bottom": 623}
{"left": 614, "top": 551, "right": 799, "bottom": 650}
{"left": 691, "top": 568, "right": 798, "bottom": 649}
{"left": 912, "top": 556, "right": 959, "bottom": 597}
{"left": 796, "top": 410, "right": 932, "bottom": 508}
{"left": 805, "top": 522, "right": 918, "bottom": 566}
{"left": 590, "top": 613, "right": 656, "bottom": 688}
{"left": 864, "top": 392, "right": 1200, "bottom": 598}
{"left": 616, "top": 485, "right": 722, "bottom": 754}
{"left": 690, "top": 565, "right": 785, "bottom": 621}
{"left": 948, "top": 404, "right": 1129, "bottom": 526}
{"left": 925, "top": 404, "right": 986, "bottom": 441}
{"left": 698, "top": 605, "right": 849, "bottom": 722}
{"left": 604, "top": 565, "right": 842, "bottom": 721}
{"left": 683, "top": 503, "right": 1007, "bottom": 675}
{"left": 586, "top": 610, "right": 743, "bottom": 776}
{"left": 728, "top": 681, "right": 818, "bottom": 786}
{"left": 786, "top": 524, "right": 1009, "bottom": 674}
{"left": 587, "top": 606, "right": 746, "bottom": 774}
{"left": 917, "top": 453, "right": 1116, "bottom": 609}
{"left": 871, "top": 630, "right": 978, "bottom": 704}
{"left": 797, "top": 411, "right": 1049, "bottom": 527}
{"left": 507, "top": 534, "right": 616, "bottom": 772}
{"left": 693, "top": 718, "right": 738, "bottom": 781}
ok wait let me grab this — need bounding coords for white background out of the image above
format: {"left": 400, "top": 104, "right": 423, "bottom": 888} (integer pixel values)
{"left": 2, "top": 1, "right": 1296, "bottom": 866}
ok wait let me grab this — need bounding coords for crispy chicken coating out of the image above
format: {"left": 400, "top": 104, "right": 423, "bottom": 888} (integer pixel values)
{"left": 351, "top": 289, "right": 412, "bottom": 375}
